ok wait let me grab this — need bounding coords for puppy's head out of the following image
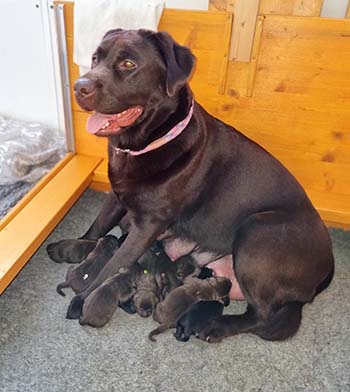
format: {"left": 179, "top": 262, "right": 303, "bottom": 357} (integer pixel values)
{"left": 210, "top": 277, "right": 232, "bottom": 304}
{"left": 74, "top": 29, "right": 195, "bottom": 140}
{"left": 133, "top": 272, "right": 160, "bottom": 318}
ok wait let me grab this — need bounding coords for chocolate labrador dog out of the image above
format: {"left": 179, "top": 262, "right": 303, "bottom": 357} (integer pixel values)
{"left": 47, "top": 29, "right": 334, "bottom": 342}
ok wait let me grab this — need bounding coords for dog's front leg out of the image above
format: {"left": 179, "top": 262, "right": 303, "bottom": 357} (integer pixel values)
{"left": 80, "top": 191, "right": 127, "bottom": 240}
{"left": 66, "top": 218, "right": 169, "bottom": 320}
{"left": 47, "top": 192, "right": 127, "bottom": 263}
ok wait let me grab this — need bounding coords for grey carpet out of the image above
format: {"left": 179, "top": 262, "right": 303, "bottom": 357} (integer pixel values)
{"left": 0, "top": 189, "right": 349, "bottom": 392}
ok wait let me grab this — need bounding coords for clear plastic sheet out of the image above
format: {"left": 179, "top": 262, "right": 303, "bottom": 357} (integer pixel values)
{"left": 0, "top": 115, "right": 66, "bottom": 185}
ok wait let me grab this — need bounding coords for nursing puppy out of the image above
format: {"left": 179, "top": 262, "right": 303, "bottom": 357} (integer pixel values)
{"left": 79, "top": 263, "right": 142, "bottom": 327}
{"left": 149, "top": 276, "right": 231, "bottom": 341}
{"left": 47, "top": 29, "right": 334, "bottom": 342}
{"left": 56, "top": 235, "right": 118, "bottom": 296}
{"left": 133, "top": 269, "right": 164, "bottom": 318}
{"left": 134, "top": 246, "right": 181, "bottom": 317}
{"left": 174, "top": 301, "right": 225, "bottom": 342}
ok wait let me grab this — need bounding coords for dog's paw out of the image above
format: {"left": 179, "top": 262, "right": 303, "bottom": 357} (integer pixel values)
{"left": 198, "top": 319, "right": 227, "bottom": 343}
{"left": 46, "top": 239, "right": 97, "bottom": 264}
{"left": 66, "top": 296, "right": 84, "bottom": 319}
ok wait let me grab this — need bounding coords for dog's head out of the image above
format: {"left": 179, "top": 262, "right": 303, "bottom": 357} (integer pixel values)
{"left": 74, "top": 29, "right": 195, "bottom": 141}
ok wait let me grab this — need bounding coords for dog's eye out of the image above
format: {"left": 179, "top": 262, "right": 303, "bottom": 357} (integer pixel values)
{"left": 119, "top": 59, "right": 137, "bottom": 70}
{"left": 91, "top": 55, "right": 98, "bottom": 67}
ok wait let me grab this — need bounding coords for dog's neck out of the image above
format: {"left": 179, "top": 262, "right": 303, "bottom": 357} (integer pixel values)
{"left": 109, "top": 87, "right": 193, "bottom": 153}
{"left": 114, "top": 101, "right": 193, "bottom": 156}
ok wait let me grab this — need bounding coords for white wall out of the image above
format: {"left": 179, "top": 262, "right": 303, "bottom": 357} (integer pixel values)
{"left": 0, "top": 0, "right": 63, "bottom": 133}
{"left": 165, "top": 0, "right": 208, "bottom": 10}
{"left": 321, "top": 0, "right": 349, "bottom": 18}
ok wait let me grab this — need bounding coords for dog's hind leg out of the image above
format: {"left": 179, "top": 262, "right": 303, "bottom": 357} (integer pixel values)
{"left": 198, "top": 302, "right": 303, "bottom": 343}
{"left": 200, "top": 210, "right": 333, "bottom": 343}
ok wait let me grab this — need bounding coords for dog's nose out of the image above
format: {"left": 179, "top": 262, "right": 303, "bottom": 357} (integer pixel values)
{"left": 74, "top": 77, "right": 96, "bottom": 97}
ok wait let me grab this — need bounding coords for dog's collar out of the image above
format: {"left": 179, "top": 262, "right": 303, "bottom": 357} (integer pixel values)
{"left": 114, "top": 100, "right": 194, "bottom": 156}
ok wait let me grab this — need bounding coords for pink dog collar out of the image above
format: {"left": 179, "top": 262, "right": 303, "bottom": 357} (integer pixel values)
{"left": 114, "top": 100, "right": 194, "bottom": 156}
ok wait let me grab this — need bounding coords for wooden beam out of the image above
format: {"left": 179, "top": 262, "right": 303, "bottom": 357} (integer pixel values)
{"left": 0, "top": 154, "right": 101, "bottom": 294}
{"left": 0, "top": 153, "right": 74, "bottom": 231}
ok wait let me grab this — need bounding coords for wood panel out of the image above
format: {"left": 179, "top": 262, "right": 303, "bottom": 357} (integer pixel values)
{"left": 0, "top": 154, "right": 101, "bottom": 294}
{"left": 222, "top": 16, "right": 350, "bottom": 225}
{"left": 210, "top": 0, "right": 324, "bottom": 16}
{"left": 259, "top": 0, "right": 324, "bottom": 16}
{"left": 209, "top": 0, "right": 234, "bottom": 12}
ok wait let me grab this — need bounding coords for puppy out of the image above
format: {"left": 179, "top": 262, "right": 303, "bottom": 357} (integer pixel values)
{"left": 133, "top": 269, "right": 163, "bottom": 318}
{"left": 149, "top": 276, "right": 232, "bottom": 341}
{"left": 134, "top": 246, "right": 181, "bottom": 317}
{"left": 56, "top": 235, "right": 118, "bottom": 296}
{"left": 174, "top": 301, "right": 225, "bottom": 342}
{"left": 79, "top": 263, "right": 142, "bottom": 327}
{"left": 175, "top": 256, "right": 197, "bottom": 281}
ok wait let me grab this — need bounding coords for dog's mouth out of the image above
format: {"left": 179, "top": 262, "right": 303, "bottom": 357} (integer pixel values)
{"left": 87, "top": 106, "right": 144, "bottom": 137}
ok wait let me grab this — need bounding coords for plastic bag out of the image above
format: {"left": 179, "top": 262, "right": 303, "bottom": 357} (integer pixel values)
{"left": 0, "top": 115, "right": 66, "bottom": 185}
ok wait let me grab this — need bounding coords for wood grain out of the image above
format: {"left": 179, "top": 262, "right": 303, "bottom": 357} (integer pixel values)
{"left": 229, "top": 0, "right": 260, "bottom": 61}
{"left": 259, "top": 0, "right": 324, "bottom": 16}
{"left": 0, "top": 155, "right": 101, "bottom": 294}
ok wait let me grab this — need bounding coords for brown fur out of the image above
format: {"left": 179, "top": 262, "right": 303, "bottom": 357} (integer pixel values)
{"left": 149, "top": 276, "right": 231, "bottom": 341}
{"left": 79, "top": 263, "right": 142, "bottom": 327}
{"left": 47, "top": 29, "right": 334, "bottom": 342}
{"left": 56, "top": 235, "right": 118, "bottom": 296}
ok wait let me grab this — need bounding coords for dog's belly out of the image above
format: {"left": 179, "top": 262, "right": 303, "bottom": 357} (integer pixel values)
{"left": 162, "top": 238, "right": 244, "bottom": 300}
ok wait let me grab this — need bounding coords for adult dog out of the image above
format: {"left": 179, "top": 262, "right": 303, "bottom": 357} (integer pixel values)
{"left": 47, "top": 29, "right": 334, "bottom": 342}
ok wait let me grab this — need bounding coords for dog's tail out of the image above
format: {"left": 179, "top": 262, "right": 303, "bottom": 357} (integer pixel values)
{"left": 148, "top": 324, "right": 170, "bottom": 342}
{"left": 56, "top": 281, "right": 71, "bottom": 297}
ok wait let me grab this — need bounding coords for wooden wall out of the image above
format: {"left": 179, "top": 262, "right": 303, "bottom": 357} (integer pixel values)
{"left": 61, "top": 1, "right": 350, "bottom": 227}
{"left": 209, "top": 0, "right": 325, "bottom": 61}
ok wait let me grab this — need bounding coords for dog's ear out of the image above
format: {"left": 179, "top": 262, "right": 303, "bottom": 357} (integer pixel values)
{"left": 102, "top": 28, "right": 123, "bottom": 40}
{"left": 155, "top": 31, "right": 196, "bottom": 96}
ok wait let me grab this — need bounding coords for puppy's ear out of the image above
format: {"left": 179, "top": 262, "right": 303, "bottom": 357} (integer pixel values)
{"left": 155, "top": 31, "right": 196, "bottom": 96}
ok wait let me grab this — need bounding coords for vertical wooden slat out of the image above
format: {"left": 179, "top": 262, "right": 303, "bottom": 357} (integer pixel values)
{"left": 346, "top": 0, "right": 350, "bottom": 18}
{"left": 246, "top": 15, "right": 264, "bottom": 96}
{"left": 229, "top": 0, "right": 260, "bottom": 62}
{"left": 218, "top": 14, "right": 234, "bottom": 94}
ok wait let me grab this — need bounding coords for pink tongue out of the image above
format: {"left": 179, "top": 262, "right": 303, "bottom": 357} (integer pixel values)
{"left": 87, "top": 112, "right": 119, "bottom": 134}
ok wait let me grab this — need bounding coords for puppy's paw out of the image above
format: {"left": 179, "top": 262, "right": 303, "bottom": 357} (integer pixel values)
{"left": 66, "top": 296, "right": 84, "bottom": 319}
{"left": 198, "top": 318, "right": 227, "bottom": 343}
{"left": 46, "top": 239, "right": 97, "bottom": 264}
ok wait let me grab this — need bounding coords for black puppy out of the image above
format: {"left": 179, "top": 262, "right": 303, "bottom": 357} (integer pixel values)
{"left": 174, "top": 301, "right": 224, "bottom": 342}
